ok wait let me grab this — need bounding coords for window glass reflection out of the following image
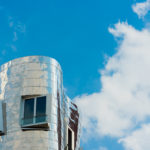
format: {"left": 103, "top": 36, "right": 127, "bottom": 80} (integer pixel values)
{"left": 36, "top": 96, "right": 46, "bottom": 123}
{"left": 24, "top": 98, "right": 34, "bottom": 124}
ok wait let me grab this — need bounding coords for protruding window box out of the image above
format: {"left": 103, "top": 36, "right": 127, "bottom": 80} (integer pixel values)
{"left": 21, "top": 115, "right": 49, "bottom": 130}
{"left": 21, "top": 96, "right": 49, "bottom": 131}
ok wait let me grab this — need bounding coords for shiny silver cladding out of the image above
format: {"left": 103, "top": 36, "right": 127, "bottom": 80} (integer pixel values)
{"left": 0, "top": 56, "right": 80, "bottom": 150}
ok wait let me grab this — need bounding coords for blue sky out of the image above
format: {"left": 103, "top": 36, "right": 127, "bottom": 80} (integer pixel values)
{"left": 0, "top": 0, "right": 143, "bottom": 98}
{"left": 1, "top": 0, "right": 150, "bottom": 150}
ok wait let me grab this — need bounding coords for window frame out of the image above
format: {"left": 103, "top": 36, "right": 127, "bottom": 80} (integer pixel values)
{"left": 21, "top": 95, "right": 48, "bottom": 128}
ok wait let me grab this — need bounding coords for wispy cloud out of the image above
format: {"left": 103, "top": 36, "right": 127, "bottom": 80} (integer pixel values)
{"left": 10, "top": 44, "right": 17, "bottom": 52}
{"left": 132, "top": 0, "right": 150, "bottom": 18}
{"left": 0, "top": 7, "right": 26, "bottom": 57}
{"left": 13, "top": 32, "right": 18, "bottom": 42}
{"left": 8, "top": 16, "right": 26, "bottom": 44}
{"left": 7, "top": 17, "right": 26, "bottom": 52}
{"left": 15, "top": 22, "right": 26, "bottom": 33}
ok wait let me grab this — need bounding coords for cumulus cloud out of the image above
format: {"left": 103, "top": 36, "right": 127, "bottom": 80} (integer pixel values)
{"left": 74, "top": 21, "right": 150, "bottom": 149}
{"left": 75, "top": 1, "right": 150, "bottom": 147}
{"left": 132, "top": 0, "right": 150, "bottom": 18}
{"left": 119, "top": 124, "right": 150, "bottom": 150}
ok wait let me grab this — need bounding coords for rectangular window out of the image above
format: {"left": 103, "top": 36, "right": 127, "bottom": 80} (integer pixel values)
{"left": 0, "top": 101, "right": 6, "bottom": 136}
{"left": 68, "top": 128, "right": 72, "bottom": 150}
{"left": 21, "top": 96, "right": 48, "bottom": 129}
{"left": 67, "top": 127, "right": 74, "bottom": 150}
{"left": 24, "top": 98, "right": 34, "bottom": 124}
{"left": 36, "top": 96, "right": 46, "bottom": 123}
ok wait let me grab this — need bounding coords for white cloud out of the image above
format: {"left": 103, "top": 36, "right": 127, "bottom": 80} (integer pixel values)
{"left": 9, "top": 21, "right": 13, "bottom": 28}
{"left": 13, "top": 32, "right": 18, "bottom": 41}
{"left": 99, "top": 146, "right": 108, "bottom": 150}
{"left": 8, "top": 16, "right": 26, "bottom": 34}
{"left": 119, "top": 124, "right": 150, "bottom": 150}
{"left": 132, "top": 0, "right": 150, "bottom": 18}
{"left": 74, "top": 21, "right": 150, "bottom": 148}
{"left": 7, "top": 16, "right": 26, "bottom": 52}
{"left": 10, "top": 44, "right": 17, "bottom": 52}
{"left": 15, "top": 22, "right": 26, "bottom": 33}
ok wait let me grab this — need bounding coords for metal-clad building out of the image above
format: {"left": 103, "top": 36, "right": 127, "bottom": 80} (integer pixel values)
{"left": 0, "top": 56, "right": 81, "bottom": 150}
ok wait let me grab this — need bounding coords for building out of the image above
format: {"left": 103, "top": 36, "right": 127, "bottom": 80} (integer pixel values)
{"left": 0, "top": 56, "right": 81, "bottom": 150}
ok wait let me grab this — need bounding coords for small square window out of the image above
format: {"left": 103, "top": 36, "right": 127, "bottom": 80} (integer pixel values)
{"left": 21, "top": 96, "right": 49, "bottom": 130}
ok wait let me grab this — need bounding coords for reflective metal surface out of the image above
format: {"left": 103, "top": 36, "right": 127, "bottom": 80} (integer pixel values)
{"left": 0, "top": 56, "right": 81, "bottom": 150}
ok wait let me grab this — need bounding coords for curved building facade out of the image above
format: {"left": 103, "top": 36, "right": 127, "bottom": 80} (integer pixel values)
{"left": 0, "top": 56, "right": 81, "bottom": 150}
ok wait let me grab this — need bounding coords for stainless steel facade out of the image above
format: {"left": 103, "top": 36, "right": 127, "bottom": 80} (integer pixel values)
{"left": 0, "top": 56, "right": 81, "bottom": 150}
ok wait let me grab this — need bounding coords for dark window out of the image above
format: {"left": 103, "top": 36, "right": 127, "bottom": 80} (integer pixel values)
{"left": 0, "top": 102, "right": 6, "bottom": 136}
{"left": 22, "top": 96, "right": 47, "bottom": 126}
{"left": 36, "top": 96, "right": 46, "bottom": 123}
{"left": 68, "top": 128, "right": 72, "bottom": 150}
{"left": 24, "top": 98, "right": 34, "bottom": 124}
